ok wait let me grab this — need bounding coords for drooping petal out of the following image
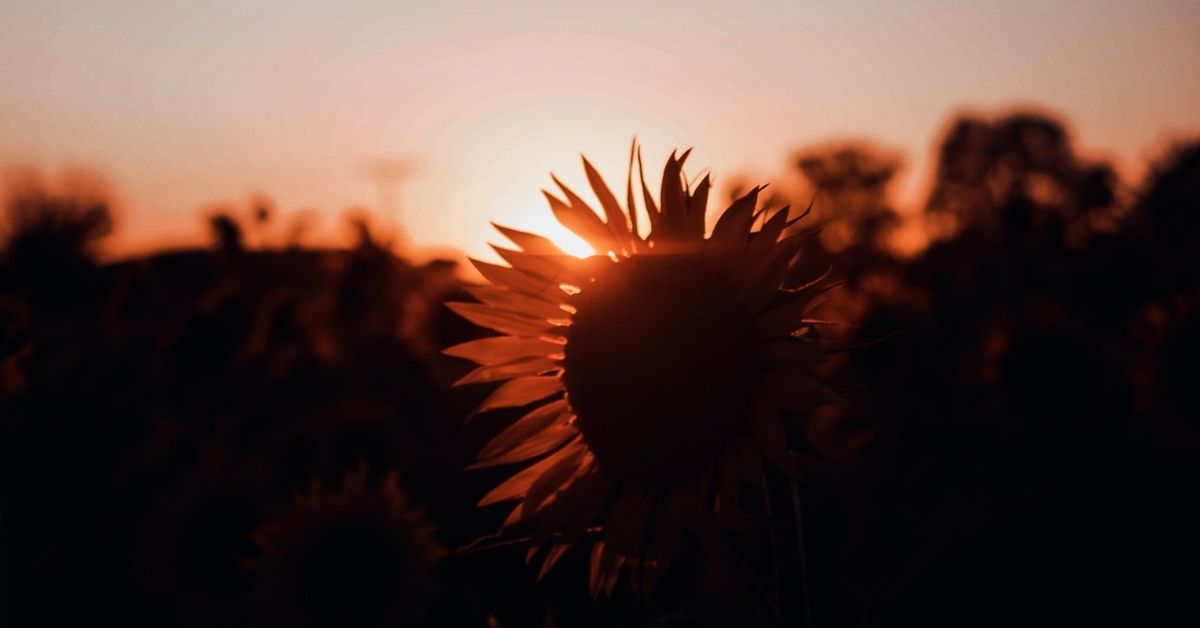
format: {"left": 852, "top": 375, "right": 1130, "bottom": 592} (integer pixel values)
{"left": 478, "top": 436, "right": 583, "bottom": 506}
{"left": 603, "top": 486, "right": 654, "bottom": 557}
{"left": 588, "top": 542, "right": 607, "bottom": 599}
{"left": 538, "top": 544, "right": 572, "bottom": 580}
{"left": 472, "top": 422, "right": 576, "bottom": 470}
{"left": 646, "top": 483, "right": 696, "bottom": 562}
{"left": 588, "top": 541, "right": 625, "bottom": 599}
{"left": 536, "top": 466, "right": 612, "bottom": 546}
{"left": 474, "top": 399, "right": 571, "bottom": 464}
{"left": 635, "top": 558, "right": 669, "bottom": 602}
{"left": 523, "top": 445, "right": 589, "bottom": 515}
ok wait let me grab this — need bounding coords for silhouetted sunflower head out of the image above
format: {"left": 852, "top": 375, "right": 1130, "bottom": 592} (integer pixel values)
{"left": 243, "top": 467, "right": 445, "bottom": 628}
{"left": 446, "top": 147, "right": 834, "bottom": 599}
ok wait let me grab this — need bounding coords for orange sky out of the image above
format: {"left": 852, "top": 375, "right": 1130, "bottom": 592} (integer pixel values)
{"left": 2, "top": 1, "right": 1198, "bottom": 263}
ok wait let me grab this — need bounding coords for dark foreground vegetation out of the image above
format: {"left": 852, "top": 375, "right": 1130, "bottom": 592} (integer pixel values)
{"left": 2, "top": 110, "right": 1198, "bottom": 626}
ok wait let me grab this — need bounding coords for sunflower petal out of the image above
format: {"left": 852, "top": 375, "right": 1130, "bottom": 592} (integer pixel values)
{"left": 538, "top": 544, "right": 571, "bottom": 580}
{"left": 686, "top": 173, "right": 711, "bottom": 237}
{"left": 753, "top": 204, "right": 791, "bottom": 243}
{"left": 582, "top": 155, "right": 631, "bottom": 242}
{"left": 545, "top": 185, "right": 615, "bottom": 252}
{"left": 604, "top": 553, "right": 625, "bottom": 598}
{"left": 491, "top": 246, "right": 578, "bottom": 284}
{"left": 465, "top": 286, "right": 569, "bottom": 322}
{"left": 493, "top": 223, "right": 565, "bottom": 255}
{"left": 443, "top": 336, "right": 563, "bottom": 366}
{"left": 658, "top": 151, "right": 689, "bottom": 238}
{"left": 711, "top": 186, "right": 762, "bottom": 242}
{"left": 445, "top": 302, "right": 552, "bottom": 337}
{"left": 470, "top": 259, "right": 566, "bottom": 302}
{"left": 588, "top": 542, "right": 607, "bottom": 599}
{"left": 625, "top": 139, "right": 640, "bottom": 240}
{"left": 475, "top": 426, "right": 577, "bottom": 472}
{"left": 476, "top": 399, "right": 569, "bottom": 458}
{"left": 637, "top": 558, "right": 669, "bottom": 602}
{"left": 455, "top": 357, "right": 560, "bottom": 386}
{"left": 478, "top": 436, "right": 582, "bottom": 507}
{"left": 646, "top": 484, "right": 695, "bottom": 562}
{"left": 538, "top": 467, "right": 612, "bottom": 546}
{"left": 636, "top": 146, "right": 660, "bottom": 231}
{"left": 476, "top": 376, "right": 563, "bottom": 413}
{"left": 523, "top": 445, "right": 588, "bottom": 515}
{"left": 603, "top": 486, "right": 654, "bottom": 557}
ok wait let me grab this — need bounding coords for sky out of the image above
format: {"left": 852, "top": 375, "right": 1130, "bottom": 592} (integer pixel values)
{"left": 2, "top": 0, "right": 1198, "bottom": 262}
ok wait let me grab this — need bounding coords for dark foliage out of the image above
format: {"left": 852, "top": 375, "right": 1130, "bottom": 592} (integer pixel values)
{"left": 1, "top": 112, "right": 1198, "bottom": 627}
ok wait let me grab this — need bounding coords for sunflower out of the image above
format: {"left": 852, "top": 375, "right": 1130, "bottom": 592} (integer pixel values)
{"left": 243, "top": 466, "right": 445, "bottom": 627}
{"left": 446, "top": 146, "right": 833, "bottom": 599}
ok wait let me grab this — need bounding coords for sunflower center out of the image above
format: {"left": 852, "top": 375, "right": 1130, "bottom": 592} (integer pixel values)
{"left": 563, "top": 254, "right": 759, "bottom": 485}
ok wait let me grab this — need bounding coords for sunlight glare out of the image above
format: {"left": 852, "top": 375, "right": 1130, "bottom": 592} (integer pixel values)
{"left": 514, "top": 209, "right": 596, "bottom": 259}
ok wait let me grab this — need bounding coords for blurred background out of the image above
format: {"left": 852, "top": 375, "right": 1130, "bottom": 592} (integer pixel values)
{"left": 2, "top": 1, "right": 1198, "bottom": 626}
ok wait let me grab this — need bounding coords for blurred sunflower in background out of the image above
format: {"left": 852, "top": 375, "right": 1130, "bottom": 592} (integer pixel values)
{"left": 446, "top": 146, "right": 834, "bottom": 599}
{"left": 243, "top": 466, "right": 445, "bottom": 628}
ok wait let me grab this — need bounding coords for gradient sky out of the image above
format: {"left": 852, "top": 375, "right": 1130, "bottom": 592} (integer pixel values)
{"left": 2, "top": 0, "right": 1198, "bottom": 261}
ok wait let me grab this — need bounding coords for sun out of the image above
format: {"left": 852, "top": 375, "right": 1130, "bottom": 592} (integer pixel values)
{"left": 445, "top": 145, "right": 834, "bottom": 599}
{"left": 509, "top": 207, "right": 597, "bottom": 259}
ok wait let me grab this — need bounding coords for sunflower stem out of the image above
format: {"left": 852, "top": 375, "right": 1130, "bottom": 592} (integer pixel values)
{"left": 719, "top": 544, "right": 779, "bottom": 628}
{"left": 761, "top": 472, "right": 782, "bottom": 616}
{"left": 790, "top": 480, "right": 814, "bottom": 628}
